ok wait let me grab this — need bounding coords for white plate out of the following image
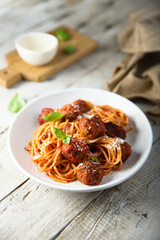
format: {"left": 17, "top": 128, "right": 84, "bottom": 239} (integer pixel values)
{"left": 8, "top": 88, "right": 153, "bottom": 192}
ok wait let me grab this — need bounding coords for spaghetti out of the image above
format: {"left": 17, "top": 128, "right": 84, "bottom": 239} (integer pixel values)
{"left": 25, "top": 99, "right": 132, "bottom": 185}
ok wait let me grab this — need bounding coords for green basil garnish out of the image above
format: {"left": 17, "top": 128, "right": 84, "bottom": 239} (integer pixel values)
{"left": 8, "top": 93, "right": 26, "bottom": 113}
{"left": 92, "top": 158, "right": 98, "bottom": 162}
{"left": 53, "top": 127, "right": 70, "bottom": 144}
{"left": 55, "top": 29, "right": 71, "bottom": 41}
{"left": 41, "top": 112, "right": 64, "bottom": 121}
{"left": 64, "top": 45, "right": 76, "bottom": 54}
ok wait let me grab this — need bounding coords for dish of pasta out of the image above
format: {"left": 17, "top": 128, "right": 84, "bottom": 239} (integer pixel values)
{"left": 25, "top": 99, "right": 133, "bottom": 185}
{"left": 8, "top": 89, "right": 152, "bottom": 191}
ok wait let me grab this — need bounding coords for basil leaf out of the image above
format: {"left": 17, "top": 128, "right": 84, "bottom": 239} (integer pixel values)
{"left": 55, "top": 29, "right": 71, "bottom": 41}
{"left": 8, "top": 93, "right": 26, "bottom": 113}
{"left": 92, "top": 158, "right": 98, "bottom": 162}
{"left": 64, "top": 45, "right": 76, "bottom": 54}
{"left": 62, "top": 135, "right": 71, "bottom": 145}
{"left": 53, "top": 127, "right": 70, "bottom": 144}
{"left": 41, "top": 112, "right": 64, "bottom": 121}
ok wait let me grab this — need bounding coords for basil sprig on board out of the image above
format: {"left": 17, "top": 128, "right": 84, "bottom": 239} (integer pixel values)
{"left": 8, "top": 93, "right": 26, "bottom": 113}
{"left": 53, "top": 127, "right": 70, "bottom": 144}
{"left": 91, "top": 158, "right": 98, "bottom": 162}
{"left": 41, "top": 112, "right": 64, "bottom": 121}
{"left": 64, "top": 45, "right": 76, "bottom": 54}
{"left": 55, "top": 29, "right": 71, "bottom": 41}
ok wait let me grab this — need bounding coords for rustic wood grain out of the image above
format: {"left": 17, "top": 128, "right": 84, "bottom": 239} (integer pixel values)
{"left": 0, "top": 183, "right": 101, "bottom": 240}
{"left": 0, "top": 0, "right": 160, "bottom": 239}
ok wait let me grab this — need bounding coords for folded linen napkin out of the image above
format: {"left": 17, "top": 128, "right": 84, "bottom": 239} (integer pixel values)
{"left": 106, "top": 9, "right": 160, "bottom": 124}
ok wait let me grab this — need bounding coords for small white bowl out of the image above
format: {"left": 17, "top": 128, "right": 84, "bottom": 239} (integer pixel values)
{"left": 15, "top": 32, "right": 58, "bottom": 66}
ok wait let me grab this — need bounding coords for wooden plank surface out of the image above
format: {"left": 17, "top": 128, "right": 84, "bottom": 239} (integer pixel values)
{"left": 0, "top": 0, "right": 160, "bottom": 239}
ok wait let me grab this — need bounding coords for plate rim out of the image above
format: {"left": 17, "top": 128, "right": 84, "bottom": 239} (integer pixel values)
{"left": 7, "top": 88, "right": 153, "bottom": 192}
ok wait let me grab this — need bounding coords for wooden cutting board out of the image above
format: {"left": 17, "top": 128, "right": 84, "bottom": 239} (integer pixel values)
{"left": 0, "top": 25, "right": 98, "bottom": 88}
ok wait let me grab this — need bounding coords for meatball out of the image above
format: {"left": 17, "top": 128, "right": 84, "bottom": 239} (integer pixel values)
{"left": 60, "top": 103, "right": 80, "bottom": 121}
{"left": 77, "top": 160, "right": 103, "bottom": 185}
{"left": 120, "top": 140, "right": 132, "bottom": 163}
{"left": 60, "top": 99, "right": 90, "bottom": 121}
{"left": 105, "top": 122, "right": 126, "bottom": 139}
{"left": 78, "top": 115, "right": 106, "bottom": 139}
{"left": 62, "top": 138, "right": 89, "bottom": 164}
{"left": 38, "top": 108, "right": 54, "bottom": 125}
{"left": 73, "top": 99, "right": 90, "bottom": 113}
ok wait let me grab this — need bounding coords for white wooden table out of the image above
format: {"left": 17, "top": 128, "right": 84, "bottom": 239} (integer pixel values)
{"left": 0, "top": 0, "right": 160, "bottom": 239}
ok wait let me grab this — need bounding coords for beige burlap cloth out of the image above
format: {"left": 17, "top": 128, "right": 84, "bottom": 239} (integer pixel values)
{"left": 106, "top": 9, "right": 160, "bottom": 124}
